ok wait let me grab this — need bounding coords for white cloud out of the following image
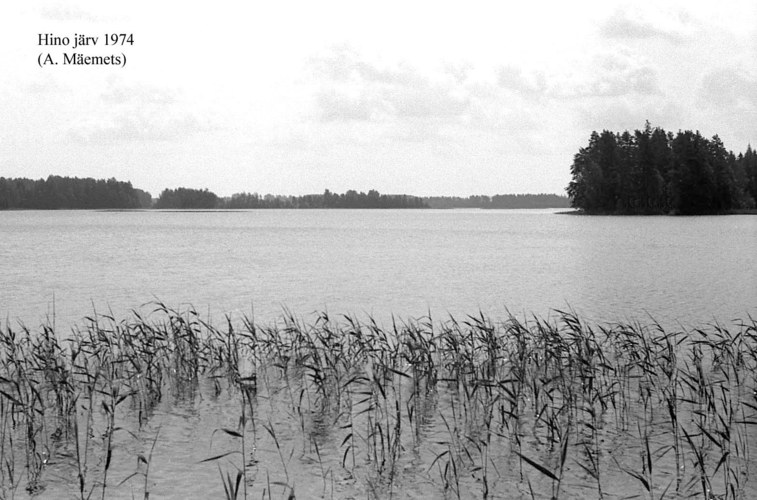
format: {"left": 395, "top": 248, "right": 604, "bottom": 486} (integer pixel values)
{"left": 23, "top": 77, "right": 64, "bottom": 95}
{"left": 305, "top": 42, "right": 670, "bottom": 158}
{"left": 39, "top": 5, "right": 99, "bottom": 22}
{"left": 385, "top": 84, "right": 470, "bottom": 120}
{"left": 697, "top": 67, "right": 757, "bottom": 146}
{"left": 316, "top": 89, "right": 374, "bottom": 122}
{"left": 599, "top": 8, "right": 691, "bottom": 43}
{"left": 700, "top": 68, "right": 757, "bottom": 110}
{"left": 101, "top": 83, "right": 177, "bottom": 105}
{"left": 554, "top": 50, "right": 661, "bottom": 98}
{"left": 69, "top": 112, "right": 207, "bottom": 144}
{"left": 67, "top": 79, "right": 209, "bottom": 144}
{"left": 497, "top": 67, "right": 548, "bottom": 98}
{"left": 575, "top": 100, "right": 683, "bottom": 133}
{"left": 309, "top": 46, "right": 474, "bottom": 135}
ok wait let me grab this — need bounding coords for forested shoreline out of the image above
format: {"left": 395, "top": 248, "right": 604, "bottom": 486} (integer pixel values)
{"left": 567, "top": 122, "right": 757, "bottom": 214}
{"left": 140, "top": 187, "right": 429, "bottom": 209}
{"left": 0, "top": 179, "right": 429, "bottom": 209}
{"left": 0, "top": 177, "right": 569, "bottom": 210}
{"left": 0, "top": 176, "right": 152, "bottom": 209}
{"left": 7, "top": 126, "right": 757, "bottom": 216}
{"left": 220, "top": 189, "right": 427, "bottom": 209}
{"left": 425, "top": 193, "right": 570, "bottom": 209}
{"left": 158, "top": 190, "right": 570, "bottom": 209}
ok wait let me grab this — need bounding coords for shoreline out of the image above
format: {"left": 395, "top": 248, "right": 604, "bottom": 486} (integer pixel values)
{"left": 558, "top": 208, "right": 757, "bottom": 216}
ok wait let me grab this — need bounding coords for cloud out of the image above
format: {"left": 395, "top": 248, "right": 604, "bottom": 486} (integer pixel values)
{"left": 40, "top": 5, "right": 98, "bottom": 22}
{"left": 444, "top": 61, "right": 475, "bottom": 85}
{"left": 556, "top": 50, "right": 661, "bottom": 98}
{"left": 491, "top": 49, "right": 661, "bottom": 102}
{"left": 69, "top": 112, "right": 207, "bottom": 144}
{"left": 305, "top": 44, "right": 667, "bottom": 149}
{"left": 101, "top": 83, "right": 177, "bottom": 105}
{"left": 591, "top": 65, "right": 659, "bottom": 97}
{"left": 67, "top": 80, "right": 208, "bottom": 144}
{"left": 575, "top": 100, "right": 683, "bottom": 133}
{"left": 311, "top": 45, "right": 420, "bottom": 86}
{"left": 599, "top": 8, "right": 689, "bottom": 44}
{"left": 316, "top": 89, "right": 374, "bottom": 122}
{"left": 497, "top": 66, "right": 547, "bottom": 97}
{"left": 24, "top": 78, "right": 63, "bottom": 95}
{"left": 385, "top": 84, "right": 470, "bottom": 120}
{"left": 309, "top": 46, "right": 472, "bottom": 129}
{"left": 695, "top": 68, "right": 757, "bottom": 149}
{"left": 699, "top": 68, "right": 757, "bottom": 111}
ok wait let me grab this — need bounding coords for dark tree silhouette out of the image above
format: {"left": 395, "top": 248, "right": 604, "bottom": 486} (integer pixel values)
{"left": 424, "top": 194, "right": 570, "bottom": 209}
{"left": 154, "top": 188, "right": 219, "bottom": 209}
{"left": 219, "top": 189, "right": 427, "bottom": 209}
{"left": 567, "top": 124, "right": 756, "bottom": 214}
{"left": 0, "top": 176, "right": 151, "bottom": 209}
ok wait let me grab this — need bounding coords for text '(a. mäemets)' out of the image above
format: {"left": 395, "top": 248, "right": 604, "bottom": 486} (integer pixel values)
{"left": 37, "top": 33, "right": 134, "bottom": 68}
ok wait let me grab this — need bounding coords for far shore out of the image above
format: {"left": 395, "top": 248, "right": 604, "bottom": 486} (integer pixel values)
{"left": 559, "top": 208, "right": 757, "bottom": 216}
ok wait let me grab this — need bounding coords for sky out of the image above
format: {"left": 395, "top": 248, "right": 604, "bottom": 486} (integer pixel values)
{"left": 1, "top": 0, "right": 756, "bottom": 197}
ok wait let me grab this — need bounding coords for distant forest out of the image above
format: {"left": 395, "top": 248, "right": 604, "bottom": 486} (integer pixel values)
{"left": 0, "top": 176, "right": 151, "bottom": 209}
{"left": 0, "top": 180, "right": 427, "bottom": 209}
{"left": 0, "top": 178, "right": 573, "bottom": 211}
{"left": 425, "top": 194, "right": 570, "bottom": 209}
{"left": 221, "top": 189, "right": 427, "bottom": 209}
{"left": 153, "top": 188, "right": 428, "bottom": 209}
{"left": 567, "top": 122, "right": 757, "bottom": 214}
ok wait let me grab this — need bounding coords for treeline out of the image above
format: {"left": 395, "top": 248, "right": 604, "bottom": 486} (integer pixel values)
{"left": 153, "top": 188, "right": 427, "bottom": 209}
{"left": 567, "top": 122, "right": 757, "bottom": 214}
{"left": 154, "top": 187, "right": 219, "bottom": 209}
{"left": 222, "top": 189, "right": 427, "bottom": 209}
{"left": 425, "top": 194, "right": 570, "bottom": 209}
{"left": 0, "top": 175, "right": 151, "bottom": 209}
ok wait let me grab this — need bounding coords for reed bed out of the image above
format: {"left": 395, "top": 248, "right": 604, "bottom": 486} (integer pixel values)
{"left": 1, "top": 304, "right": 756, "bottom": 498}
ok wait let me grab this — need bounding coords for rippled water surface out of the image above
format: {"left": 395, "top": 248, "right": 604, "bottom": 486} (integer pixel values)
{"left": 1, "top": 209, "right": 756, "bottom": 499}
{"left": 2, "top": 209, "right": 755, "bottom": 328}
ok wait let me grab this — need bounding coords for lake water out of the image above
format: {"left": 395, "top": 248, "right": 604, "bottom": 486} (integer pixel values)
{"left": 2, "top": 209, "right": 757, "bottom": 499}
{"left": 1, "top": 209, "right": 755, "bottom": 330}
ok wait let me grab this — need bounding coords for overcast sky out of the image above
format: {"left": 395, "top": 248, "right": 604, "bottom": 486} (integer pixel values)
{"left": 1, "top": 0, "right": 756, "bottom": 197}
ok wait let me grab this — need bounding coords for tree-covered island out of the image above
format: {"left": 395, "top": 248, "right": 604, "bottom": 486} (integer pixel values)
{"left": 567, "top": 122, "right": 757, "bottom": 214}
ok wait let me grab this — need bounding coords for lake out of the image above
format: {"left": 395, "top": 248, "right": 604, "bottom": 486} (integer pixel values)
{"left": 1, "top": 209, "right": 755, "bottom": 329}
{"left": 1, "top": 209, "right": 757, "bottom": 500}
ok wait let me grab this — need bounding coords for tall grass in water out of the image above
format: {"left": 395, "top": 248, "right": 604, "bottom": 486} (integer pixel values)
{"left": 1, "top": 305, "right": 757, "bottom": 498}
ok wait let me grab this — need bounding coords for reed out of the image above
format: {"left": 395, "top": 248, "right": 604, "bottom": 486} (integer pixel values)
{"left": 1, "top": 305, "right": 756, "bottom": 498}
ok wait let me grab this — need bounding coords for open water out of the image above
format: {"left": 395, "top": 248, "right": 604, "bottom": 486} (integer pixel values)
{"left": 1, "top": 209, "right": 755, "bottom": 329}
{"left": 1, "top": 209, "right": 756, "bottom": 499}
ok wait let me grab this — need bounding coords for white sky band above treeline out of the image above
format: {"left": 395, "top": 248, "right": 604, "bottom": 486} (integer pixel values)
{"left": 2, "top": 0, "right": 756, "bottom": 197}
